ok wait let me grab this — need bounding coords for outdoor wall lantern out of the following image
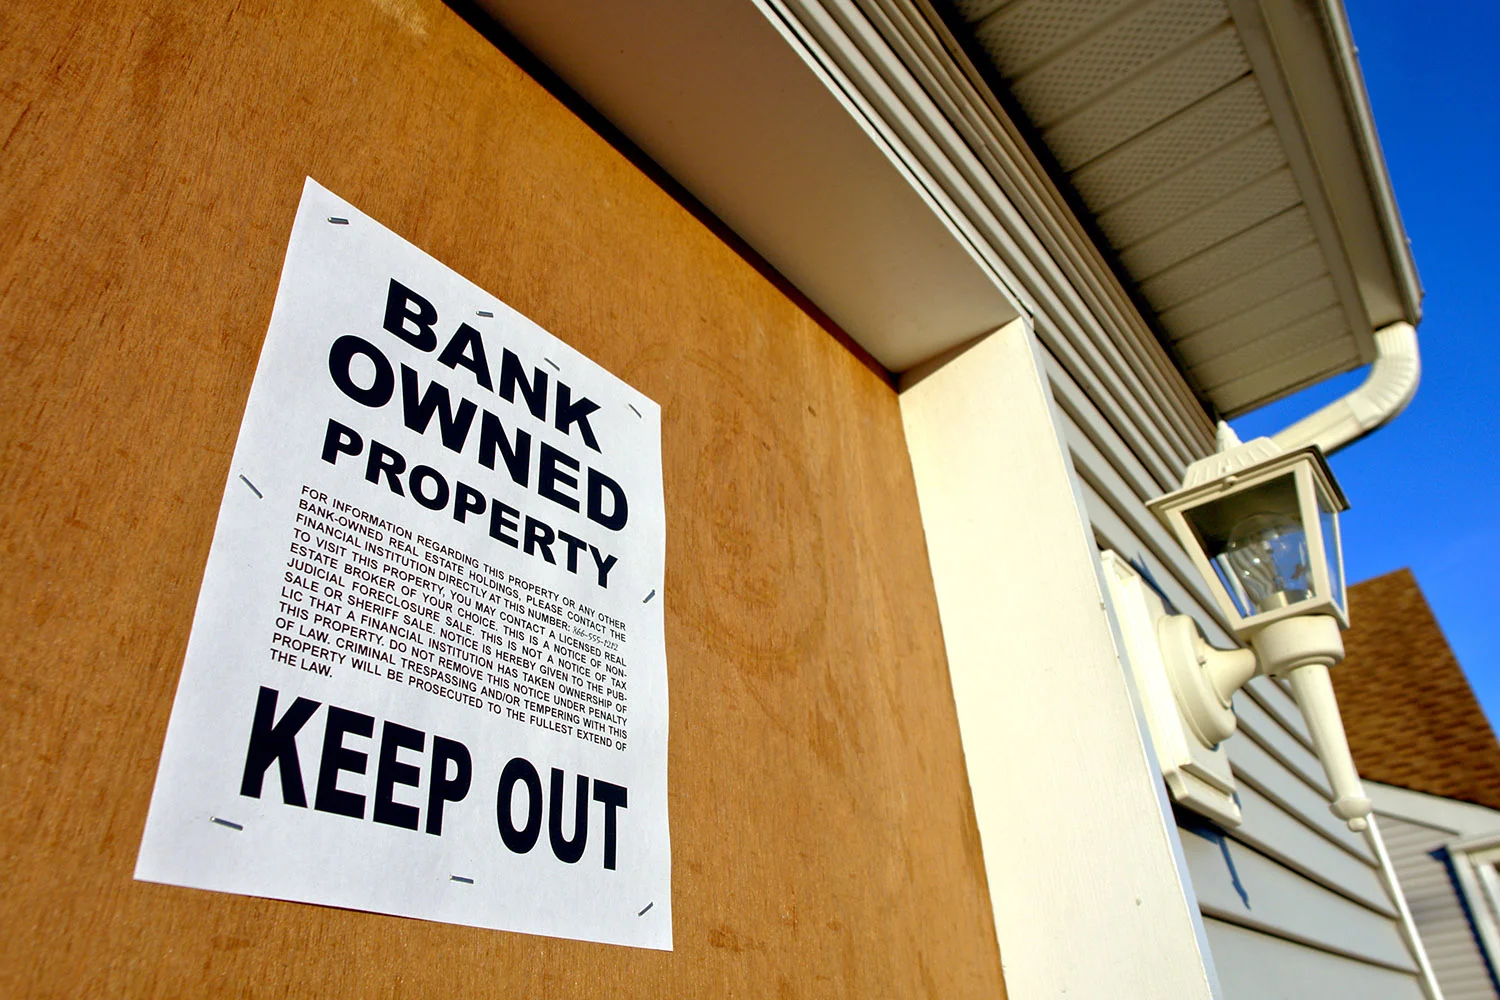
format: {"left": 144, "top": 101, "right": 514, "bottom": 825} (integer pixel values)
{"left": 1146, "top": 433, "right": 1372, "bottom": 832}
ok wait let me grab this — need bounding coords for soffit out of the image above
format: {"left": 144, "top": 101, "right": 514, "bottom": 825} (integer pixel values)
{"left": 480, "top": 0, "right": 1021, "bottom": 373}
{"left": 942, "top": 0, "right": 1421, "bottom": 416}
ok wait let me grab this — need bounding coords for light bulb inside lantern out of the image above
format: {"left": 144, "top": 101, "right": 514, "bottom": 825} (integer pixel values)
{"left": 1222, "top": 512, "right": 1311, "bottom": 613}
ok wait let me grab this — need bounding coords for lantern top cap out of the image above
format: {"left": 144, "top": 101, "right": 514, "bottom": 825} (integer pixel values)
{"left": 1181, "top": 433, "right": 1284, "bottom": 489}
{"left": 1149, "top": 438, "right": 1349, "bottom": 517}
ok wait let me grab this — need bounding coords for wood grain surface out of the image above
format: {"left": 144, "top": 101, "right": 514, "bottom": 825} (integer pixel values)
{"left": 0, "top": 0, "right": 1005, "bottom": 995}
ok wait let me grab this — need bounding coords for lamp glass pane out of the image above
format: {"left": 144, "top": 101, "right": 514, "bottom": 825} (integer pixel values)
{"left": 1183, "top": 473, "right": 1319, "bottom": 619}
{"left": 1319, "top": 491, "right": 1346, "bottom": 615}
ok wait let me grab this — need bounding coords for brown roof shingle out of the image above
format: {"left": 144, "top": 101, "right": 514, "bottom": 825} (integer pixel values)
{"left": 1332, "top": 568, "right": 1500, "bottom": 811}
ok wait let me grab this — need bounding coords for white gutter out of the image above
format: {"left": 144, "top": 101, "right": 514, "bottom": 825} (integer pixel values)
{"left": 1270, "top": 321, "right": 1420, "bottom": 456}
{"left": 1322, "top": 0, "right": 1425, "bottom": 320}
{"left": 1260, "top": 2, "right": 1424, "bottom": 458}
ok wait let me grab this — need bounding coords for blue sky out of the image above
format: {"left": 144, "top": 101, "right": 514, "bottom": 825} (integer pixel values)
{"left": 1232, "top": 0, "right": 1500, "bottom": 725}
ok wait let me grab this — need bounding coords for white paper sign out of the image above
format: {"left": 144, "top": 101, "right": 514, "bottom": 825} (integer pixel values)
{"left": 136, "top": 179, "right": 671, "bottom": 950}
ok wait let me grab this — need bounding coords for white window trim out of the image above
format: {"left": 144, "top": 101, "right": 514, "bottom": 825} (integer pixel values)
{"left": 1446, "top": 832, "right": 1500, "bottom": 980}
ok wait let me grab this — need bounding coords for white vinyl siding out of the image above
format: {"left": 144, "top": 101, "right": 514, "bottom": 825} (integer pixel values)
{"left": 734, "top": 2, "right": 1433, "bottom": 994}
{"left": 1205, "top": 917, "right": 1434, "bottom": 1000}
{"left": 873, "top": 0, "right": 1434, "bottom": 977}
{"left": 1380, "top": 812, "right": 1499, "bottom": 999}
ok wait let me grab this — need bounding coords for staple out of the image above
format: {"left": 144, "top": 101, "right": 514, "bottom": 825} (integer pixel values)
{"left": 637, "top": 902, "right": 654, "bottom": 916}
{"left": 628, "top": 403, "right": 642, "bottom": 418}
{"left": 327, "top": 217, "right": 349, "bottom": 225}
{"left": 477, "top": 310, "right": 494, "bottom": 317}
{"left": 544, "top": 357, "right": 561, "bottom": 371}
{"left": 238, "top": 474, "right": 263, "bottom": 499}
{"left": 450, "top": 875, "right": 475, "bottom": 884}
{"left": 210, "top": 817, "right": 244, "bottom": 831}
{"left": 643, "top": 589, "right": 656, "bottom": 604}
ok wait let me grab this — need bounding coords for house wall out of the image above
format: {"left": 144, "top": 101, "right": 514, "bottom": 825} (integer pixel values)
{"left": 1055, "top": 330, "right": 1428, "bottom": 996}
{"left": 1371, "top": 782, "right": 1500, "bottom": 999}
{"left": 1054, "top": 336, "right": 1420, "bottom": 978}
{"left": 866, "top": 2, "right": 1435, "bottom": 985}
{"left": 0, "top": 0, "right": 1444, "bottom": 995}
{"left": 1379, "top": 812, "right": 1498, "bottom": 999}
{"left": 762, "top": 2, "right": 1436, "bottom": 995}
{"left": 0, "top": 1, "right": 1008, "bottom": 996}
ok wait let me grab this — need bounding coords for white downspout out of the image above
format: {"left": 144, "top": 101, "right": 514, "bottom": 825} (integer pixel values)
{"left": 1270, "top": 321, "right": 1421, "bottom": 456}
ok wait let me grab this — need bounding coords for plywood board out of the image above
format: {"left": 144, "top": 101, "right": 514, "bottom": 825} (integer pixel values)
{"left": 0, "top": 0, "right": 1005, "bottom": 995}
